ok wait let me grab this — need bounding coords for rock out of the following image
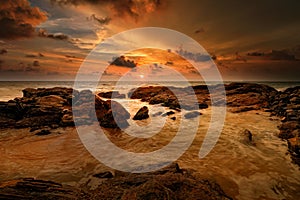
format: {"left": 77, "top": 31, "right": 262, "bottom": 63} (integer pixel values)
{"left": 240, "top": 129, "right": 254, "bottom": 145}
{"left": 36, "top": 95, "right": 67, "bottom": 107}
{"left": 93, "top": 171, "right": 114, "bottom": 179}
{"left": 35, "top": 129, "right": 51, "bottom": 136}
{"left": 278, "top": 121, "right": 299, "bottom": 139}
{"left": 184, "top": 111, "right": 202, "bottom": 119}
{"left": 0, "top": 178, "right": 81, "bottom": 199}
{"left": 61, "top": 113, "right": 74, "bottom": 126}
{"left": 85, "top": 163, "right": 232, "bottom": 200}
{"left": 97, "top": 91, "right": 125, "bottom": 99}
{"left": 133, "top": 106, "right": 149, "bottom": 120}
{"left": 162, "top": 111, "right": 175, "bottom": 117}
{"left": 288, "top": 137, "right": 300, "bottom": 155}
{"left": 97, "top": 99, "right": 130, "bottom": 128}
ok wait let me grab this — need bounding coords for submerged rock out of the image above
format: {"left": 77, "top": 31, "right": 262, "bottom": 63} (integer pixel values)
{"left": 240, "top": 129, "right": 255, "bottom": 145}
{"left": 133, "top": 106, "right": 149, "bottom": 120}
{"left": 184, "top": 111, "right": 202, "bottom": 119}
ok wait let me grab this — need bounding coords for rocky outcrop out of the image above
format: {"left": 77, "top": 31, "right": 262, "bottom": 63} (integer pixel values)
{"left": 97, "top": 91, "right": 125, "bottom": 99}
{"left": 82, "top": 163, "right": 232, "bottom": 200}
{"left": 0, "top": 178, "right": 81, "bottom": 199}
{"left": 268, "top": 86, "right": 300, "bottom": 166}
{"left": 128, "top": 86, "right": 209, "bottom": 111}
{"left": 0, "top": 164, "right": 231, "bottom": 200}
{"left": 225, "top": 82, "right": 278, "bottom": 111}
{"left": 133, "top": 106, "right": 149, "bottom": 120}
{"left": 0, "top": 87, "right": 130, "bottom": 130}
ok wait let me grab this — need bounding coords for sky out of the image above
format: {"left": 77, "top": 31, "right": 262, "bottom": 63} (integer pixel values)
{"left": 0, "top": 0, "right": 299, "bottom": 81}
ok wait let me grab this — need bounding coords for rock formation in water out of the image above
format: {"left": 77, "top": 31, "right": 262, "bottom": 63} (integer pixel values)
{"left": 0, "top": 164, "right": 232, "bottom": 200}
{"left": 0, "top": 87, "right": 130, "bottom": 130}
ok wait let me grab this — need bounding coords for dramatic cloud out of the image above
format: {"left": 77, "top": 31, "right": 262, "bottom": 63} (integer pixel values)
{"left": 0, "top": 49, "right": 8, "bottom": 55}
{"left": 0, "top": 0, "right": 47, "bottom": 39}
{"left": 89, "top": 14, "right": 111, "bottom": 25}
{"left": 50, "top": 0, "right": 165, "bottom": 20}
{"left": 38, "top": 29, "right": 69, "bottom": 40}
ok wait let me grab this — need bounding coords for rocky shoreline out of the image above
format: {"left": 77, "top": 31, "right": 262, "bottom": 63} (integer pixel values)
{"left": 0, "top": 82, "right": 299, "bottom": 199}
{"left": 0, "top": 82, "right": 299, "bottom": 161}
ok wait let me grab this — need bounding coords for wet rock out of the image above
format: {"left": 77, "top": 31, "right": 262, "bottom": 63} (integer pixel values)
{"left": 35, "top": 129, "right": 51, "bottom": 136}
{"left": 184, "top": 111, "right": 202, "bottom": 119}
{"left": 97, "top": 99, "right": 130, "bottom": 128}
{"left": 162, "top": 111, "right": 175, "bottom": 117}
{"left": 278, "top": 121, "right": 299, "bottom": 139}
{"left": 133, "top": 106, "right": 149, "bottom": 120}
{"left": 93, "top": 171, "right": 114, "bottom": 179}
{"left": 97, "top": 91, "right": 125, "bottom": 99}
{"left": 0, "top": 178, "right": 81, "bottom": 199}
{"left": 85, "top": 163, "right": 232, "bottom": 200}
{"left": 239, "top": 129, "right": 255, "bottom": 145}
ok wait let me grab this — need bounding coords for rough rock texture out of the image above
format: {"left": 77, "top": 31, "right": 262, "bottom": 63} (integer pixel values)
{"left": 0, "top": 87, "right": 130, "bottom": 130}
{"left": 128, "top": 86, "right": 209, "bottom": 111}
{"left": 0, "top": 178, "right": 82, "bottom": 199}
{"left": 128, "top": 83, "right": 277, "bottom": 112}
{"left": 0, "top": 164, "right": 231, "bottom": 200}
{"left": 133, "top": 106, "right": 149, "bottom": 120}
{"left": 268, "top": 86, "right": 300, "bottom": 166}
{"left": 97, "top": 91, "right": 126, "bottom": 99}
{"left": 81, "top": 163, "right": 232, "bottom": 200}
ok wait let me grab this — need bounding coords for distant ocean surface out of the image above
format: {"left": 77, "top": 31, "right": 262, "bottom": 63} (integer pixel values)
{"left": 0, "top": 81, "right": 299, "bottom": 101}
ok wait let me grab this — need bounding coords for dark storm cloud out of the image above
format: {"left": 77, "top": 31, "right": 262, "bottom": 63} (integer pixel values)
{"left": 0, "top": 0, "right": 47, "bottom": 39}
{"left": 50, "top": 0, "right": 165, "bottom": 19}
{"left": 0, "top": 49, "right": 8, "bottom": 55}
{"left": 88, "top": 14, "right": 111, "bottom": 25}
{"left": 38, "top": 29, "right": 69, "bottom": 40}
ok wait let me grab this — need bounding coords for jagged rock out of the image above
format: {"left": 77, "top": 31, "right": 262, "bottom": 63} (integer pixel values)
{"left": 97, "top": 91, "right": 125, "bottom": 99}
{"left": 83, "top": 163, "right": 232, "bottom": 200}
{"left": 278, "top": 121, "right": 299, "bottom": 139}
{"left": 0, "top": 178, "right": 81, "bottom": 199}
{"left": 133, "top": 106, "right": 149, "bottom": 120}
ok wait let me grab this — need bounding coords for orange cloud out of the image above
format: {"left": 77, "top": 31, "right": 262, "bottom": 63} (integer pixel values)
{"left": 0, "top": 0, "right": 47, "bottom": 39}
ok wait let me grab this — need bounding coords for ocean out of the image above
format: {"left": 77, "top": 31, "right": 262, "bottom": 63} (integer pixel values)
{"left": 0, "top": 81, "right": 300, "bottom": 101}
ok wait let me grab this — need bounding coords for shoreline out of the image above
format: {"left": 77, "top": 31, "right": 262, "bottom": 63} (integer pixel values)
{"left": 0, "top": 82, "right": 300, "bottom": 199}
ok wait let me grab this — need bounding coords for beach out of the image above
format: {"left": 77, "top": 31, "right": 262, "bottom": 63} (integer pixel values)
{"left": 0, "top": 82, "right": 299, "bottom": 199}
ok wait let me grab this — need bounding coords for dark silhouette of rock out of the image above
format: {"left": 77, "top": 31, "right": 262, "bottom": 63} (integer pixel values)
{"left": 35, "top": 129, "right": 51, "bottom": 136}
{"left": 0, "top": 178, "right": 81, "bottom": 199}
{"left": 0, "top": 87, "right": 130, "bottom": 130}
{"left": 133, "top": 106, "right": 149, "bottom": 120}
{"left": 97, "top": 91, "right": 125, "bottom": 99}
